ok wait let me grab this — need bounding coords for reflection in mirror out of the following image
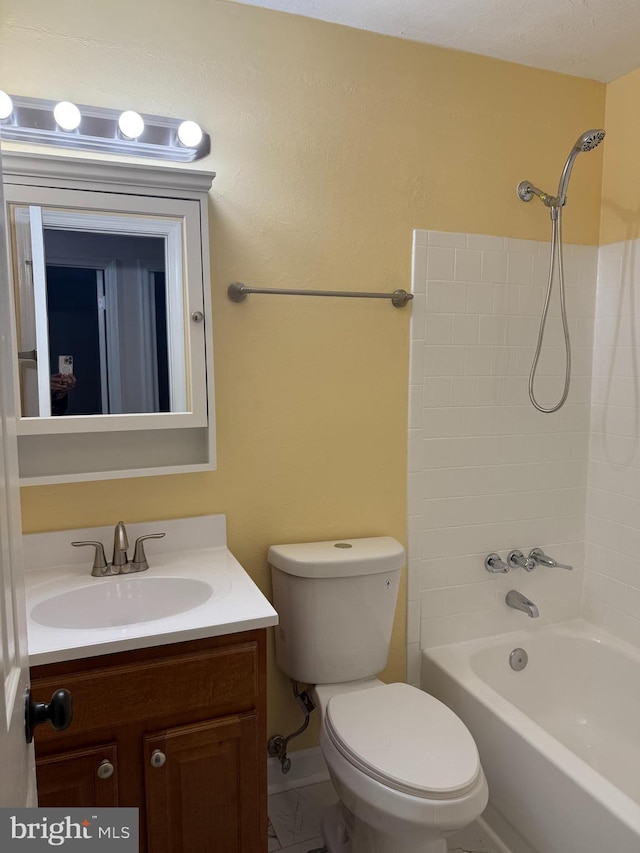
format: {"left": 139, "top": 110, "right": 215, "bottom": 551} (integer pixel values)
{"left": 11, "top": 207, "right": 187, "bottom": 418}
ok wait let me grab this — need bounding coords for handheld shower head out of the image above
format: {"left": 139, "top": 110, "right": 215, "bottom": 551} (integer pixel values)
{"left": 517, "top": 128, "right": 606, "bottom": 211}
{"left": 576, "top": 129, "right": 606, "bottom": 152}
{"left": 518, "top": 127, "right": 605, "bottom": 415}
{"left": 557, "top": 128, "right": 606, "bottom": 203}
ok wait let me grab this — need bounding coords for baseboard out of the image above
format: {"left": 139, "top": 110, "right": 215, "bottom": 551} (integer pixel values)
{"left": 268, "top": 746, "right": 330, "bottom": 796}
{"left": 479, "top": 804, "right": 538, "bottom": 853}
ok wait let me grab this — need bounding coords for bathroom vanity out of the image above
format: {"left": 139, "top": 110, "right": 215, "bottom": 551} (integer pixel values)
{"left": 31, "top": 630, "right": 266, "bottom": 852}
{"left": 23, "top": 515, "right": 277, "bottom": 853}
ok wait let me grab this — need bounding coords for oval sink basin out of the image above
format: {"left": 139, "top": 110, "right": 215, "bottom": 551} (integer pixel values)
{"left": 31, "top": 576, "right": 215, "bottom": 629}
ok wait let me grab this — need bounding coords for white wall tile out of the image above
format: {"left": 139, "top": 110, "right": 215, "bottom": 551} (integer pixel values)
{"left": 506, "top": 237, "right": 538, "bottom": 256}
{"left": 481, "top": 251, "right": 508, "bottom": 284}
{"left": 478, "top": 315, "right": 506, "bottom": 346}
{"left": 464, "top": 346, "right": 492, "bottom": 375}
{"left": 409, "top": 340, "right": 425, "bottom": 384}
{"left": 420, "top": 587, "right": 447, "bottom": 619}
{"left": 466, "top": 283, "right": 494, "bottom": 314}
{"left": 408, "top": 384, "right": 424, "bottom": 428}
{"left": 419, "top": 617, "right": 449, "bottom": 648}
{"left": 406, "top": 642, "right": 421, "bottom": 685}
{"left": 438, "top": 282, "right": 468, "bottom": 314}
{"left": 411, "top": 245, "right": 427, "bottom": 294}
{"left": 468, "top": 234, "right": 506, "bottom": 252}
{"left": 452, "top": 314, "right": 479, "bottom": 345}
{"left": 428, "top": 230, "right": 467, "bottom": 248}
{"left": 455, "top": 249, "right": 483, "bottom": 282}
{"left": 583, "top": 237, "right": 640, "bottom": 651}
{"left": 507, "top": 252, "right": 533, "bottom": 286}
{"left": 427, "top": 247, "right": 455, "bottom": 280}
{"left": 425, "top": 314, "right": 453, "bottom": 345}
{"left": 407, "top": 599, "right": 420, "bottom": 643}
{"left": 409, "top": 231, "right": 597, "bottom": 649}
{"left": 447, "top": 582, "right": 496, "bottom": 615}
{"left": 422, "top": 377, "right": 452, "bottom": 407}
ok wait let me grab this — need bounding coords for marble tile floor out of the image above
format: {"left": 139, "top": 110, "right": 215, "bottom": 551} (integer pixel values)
{"left": 268, "top": 780, "right": 501, "bottom": 853}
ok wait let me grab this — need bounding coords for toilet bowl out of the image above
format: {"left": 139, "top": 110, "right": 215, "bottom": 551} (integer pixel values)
{"left": 314, "top": 680, "right": 488, "bottom": 853}
{"left": 268, "top": 537, "right": 488, "bottom": 853}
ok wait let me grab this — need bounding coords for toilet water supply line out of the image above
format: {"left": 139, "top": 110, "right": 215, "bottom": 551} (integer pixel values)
{"left": 267, "top": 681, "right": 316, "bottom": 774}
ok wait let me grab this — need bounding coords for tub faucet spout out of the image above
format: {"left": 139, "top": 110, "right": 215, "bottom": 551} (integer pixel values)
{"left": 506, "top": 590, "right": 539, "bottom": 618}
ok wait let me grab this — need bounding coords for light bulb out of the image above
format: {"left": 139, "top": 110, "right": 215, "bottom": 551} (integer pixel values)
{"left": 177, "top": 120, "right": 203, "bottom": 148}
{"left": 118, "top": 110, "right": 144, "bottom": 140}
{"left": 53, "top": 101, "right": 81, "bottom": 131}
{"left": 0, "top": 91, "right": 13, "bottom": 121}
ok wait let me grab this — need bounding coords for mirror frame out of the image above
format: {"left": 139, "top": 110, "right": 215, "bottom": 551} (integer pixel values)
{"left": 2, "top": 152, "right": 217, "bottom": 484}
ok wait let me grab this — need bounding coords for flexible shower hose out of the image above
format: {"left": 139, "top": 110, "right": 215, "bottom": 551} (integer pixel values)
{"left": 528, "top": 206, "right": 572, "bottom": 413}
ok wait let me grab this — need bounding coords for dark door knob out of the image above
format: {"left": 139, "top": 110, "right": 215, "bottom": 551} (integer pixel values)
{"left": 25, "top": 688, "right": 73, "bottom": 743}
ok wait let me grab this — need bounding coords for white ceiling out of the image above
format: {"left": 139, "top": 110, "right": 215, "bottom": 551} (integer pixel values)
{"left": 229, "top": 0, "right": 640, "bottom": 83}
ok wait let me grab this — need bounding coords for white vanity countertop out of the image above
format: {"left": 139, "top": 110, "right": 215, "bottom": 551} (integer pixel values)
{"left": 24, "top": 515, "right": 278, "bottom": 666}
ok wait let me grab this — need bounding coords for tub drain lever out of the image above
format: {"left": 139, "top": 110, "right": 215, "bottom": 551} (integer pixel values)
{"left": 267, "top": 681, "right": 315, "bottom": 774}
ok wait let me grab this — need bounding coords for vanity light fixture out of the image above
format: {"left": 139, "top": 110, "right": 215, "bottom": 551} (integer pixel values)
{"left": 177, "top": 120, "right": 203, "bottom": 148}
{"left": 0, "top": 93, "right": 210, "bottom": 161}
{"left": 0, "top": 91, "right": 13, "bottom": 121}
{"left": 117, "top": 110, "right": 145, "bottom": 140}
{"left": 53, "top": 101, "right": 81, "bottom": 132}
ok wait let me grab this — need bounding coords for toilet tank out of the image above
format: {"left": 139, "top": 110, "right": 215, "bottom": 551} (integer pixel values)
{"left": 269, "top": 537, "right": 405, "bottom": 684}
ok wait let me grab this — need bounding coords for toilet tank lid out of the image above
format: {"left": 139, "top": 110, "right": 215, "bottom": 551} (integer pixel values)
{"left": 268, "top": 537, "right": 405, "bottom": 578}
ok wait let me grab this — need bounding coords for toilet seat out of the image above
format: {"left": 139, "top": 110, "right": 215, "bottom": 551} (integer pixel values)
{"left": 325, "top": 682, "right": 480, "bottom": 800}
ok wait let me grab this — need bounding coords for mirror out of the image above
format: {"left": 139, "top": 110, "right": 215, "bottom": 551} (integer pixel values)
{"left": 3, "top": 153, "right": 216, "bottom": 485}
{"left": 11, "top": 205, "right": 186, "bottom": 418}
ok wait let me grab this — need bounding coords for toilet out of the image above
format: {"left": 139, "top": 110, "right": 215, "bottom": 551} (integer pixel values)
{"left": 269, "top": 536, "right": 488, "bottom": 853}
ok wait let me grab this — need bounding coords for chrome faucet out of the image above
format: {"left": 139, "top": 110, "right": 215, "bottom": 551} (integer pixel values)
{"left": 72, "top": 522, "right": 165, "bottom": 577}
{"left": 506, "top": 590, "right": 539, "bottom": 618}
{"left": 112, "top": 521, "right": 129, "bottom": 570}
{"left": 528, "top": 548, "right": 573, "bottom": 570}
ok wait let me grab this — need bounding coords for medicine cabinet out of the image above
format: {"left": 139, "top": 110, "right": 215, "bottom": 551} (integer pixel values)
{"left": 2, "top": 152, "right": 216, "bottom": 484}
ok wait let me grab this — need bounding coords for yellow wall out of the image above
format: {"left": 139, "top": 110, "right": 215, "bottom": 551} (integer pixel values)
{"left": 600, "top": 65, "right": 640, "bottom": 245}
{"left": 0, "top": 0, "right": 605, "bottom": 745}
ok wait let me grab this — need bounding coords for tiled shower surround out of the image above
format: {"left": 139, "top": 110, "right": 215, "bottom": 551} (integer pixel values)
{"left": 585, "top": 239, "right": 640, "bottom": 648}
{"left": 407, "top": 229, "right": 598, "bottom": 684}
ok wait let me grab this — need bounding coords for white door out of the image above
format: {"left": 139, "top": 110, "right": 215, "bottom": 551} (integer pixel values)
{"left": 0, "top": 153, "right": 36, "bottom": 805}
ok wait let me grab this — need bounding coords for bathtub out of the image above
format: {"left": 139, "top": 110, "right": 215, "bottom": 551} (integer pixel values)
{"left": 421, "top": 620, "right": 640, "bottom": 853}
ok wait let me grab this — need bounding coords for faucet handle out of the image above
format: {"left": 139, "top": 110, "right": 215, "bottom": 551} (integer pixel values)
{"left": 528, "top": 548, "right": 573, "bottom": 570}
{"left": 71, "top": 541, "right": 109, "bottom": 577}
{"left": 485, "top": 553, "right": 510, "bottom": 573}
{"left": 507, "top": 550, "right": 535, "bottom": 571}
{"left": 131, "top": 533, "right": 166, "bottom": 572}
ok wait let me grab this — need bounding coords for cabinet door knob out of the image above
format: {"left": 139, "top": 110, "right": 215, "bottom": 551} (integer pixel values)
{"left": 150, "top": 749, "right": 166, "bottom": 768}
{"left": 97, "top": 759, "right": 114, "bottom": 779}
{"left": 25, "top": 687, "right": 73, "bottom": 744}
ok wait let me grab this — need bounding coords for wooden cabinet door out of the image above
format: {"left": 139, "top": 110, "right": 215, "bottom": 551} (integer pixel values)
{"left": 37, "top": 743, "right": 118, "bottom": 807}
{"left": 144, "top": 714, "right": 261, "bottom": 853}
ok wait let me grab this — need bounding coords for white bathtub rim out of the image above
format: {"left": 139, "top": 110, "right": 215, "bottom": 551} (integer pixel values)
{"left": 423, "top": 619, "right": 640, "bottom": 836}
